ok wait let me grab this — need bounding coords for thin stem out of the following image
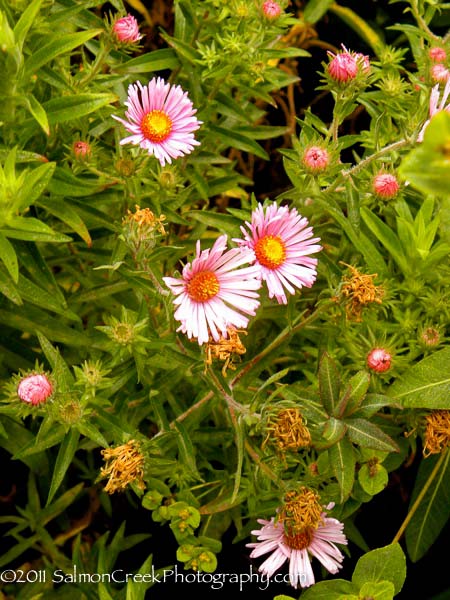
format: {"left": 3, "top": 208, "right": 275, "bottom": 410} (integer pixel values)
{"left": 244, "top": 440, "right": 285, "bottom": 488}
{"left": 392, "top": 448, "right": 449, "bottom": 544}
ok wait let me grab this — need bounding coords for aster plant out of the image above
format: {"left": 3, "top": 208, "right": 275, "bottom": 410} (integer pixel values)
{"left": 0, "top": 0, "right": 449, "bottom": 599}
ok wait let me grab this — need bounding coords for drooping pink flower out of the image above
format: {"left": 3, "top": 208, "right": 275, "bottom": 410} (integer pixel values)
{"left": 247, "top": 507, "right": 347, "bottom": 589}
{"left": 112, "top": 78, "right": 202, "bottom": 167}
{"left": 429, "top": 47, "right": 447, "bottom": 63}
{"left": 113, "top": 14, "right": 143, "bottom": 44}
{"left": 234, "top": 202, "right": 322, "bottom": 305}
{"left": 163, "top": 235, "right": 261, "bottom": 345}
{"left": 431, "top": 64, "right": 450, "bottom": 83}
{"left": 17, "top": 374, "right": 53, "bottom": 406}
{"left": 372, "top": 173, "right": 400, "bottom": 199}
{"left": 417, "top": 78, "right": 450, "bottom": 141}
{"left": 262, "top": 0, "right": 282, "bottom": 18}
{"left": 367, "top": 348, "right": 392, "bottom": 373}
{"left": 302, "top": 146, "right": 330, "bottom": 173}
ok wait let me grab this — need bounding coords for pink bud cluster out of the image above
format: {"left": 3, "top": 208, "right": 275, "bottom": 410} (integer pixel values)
{"left": 372, "top": 172, "right": 400, "bottom": 199}
{"left": 262, "top": 1, "right": 282, "bottom": 18}
{"left": 112, "top": 14, "right": 143, "bottom": 44}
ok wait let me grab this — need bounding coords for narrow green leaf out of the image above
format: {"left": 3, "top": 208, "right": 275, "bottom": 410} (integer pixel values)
{"left": 0, "top": 534, "right": 40, "bottom": 568}
{"left": 318, "top": 352, "right": 340, "bottom": 415}
{"left": 0, "top": 268, "right": 22, "bottom": 305}
{"left": 47, "top": 167, "right": 103, "bottom": 197}
{"left": 0, "top": 232, "right": 18, "bottom": 282}
{"left": 37, "top": 332, "right": 75, "bottom": 391}
{"left": 23, "top": 29, "right": 103, "bottom": 78}
{"left": 115, "top": 48, "right": 180, "bottom": 73}
{"left": 361, "top": 207, "right": 410, "bottom": 275}
{"left": 17, "top": 274, "right": 79, "bottom": 321}
{"left": 15, "top": 241, "right": 66, "bottom": 306}
{"left": 47, "top": 428, "right": 80, "bottom": 505}
{"left": 303, "top": 0, "right": 334, "bottom": 24}
{"left": 231, "top": 417, "right": 245, "bottom": 504}
{"left": 388, "top": 347, "right": 450, "bottom": 409}
{"left": 42, "top": 93, "right": 118, "bottom": 124}
{"left": 17, "top": 161, "right": 56, "bottom": 210}
{"left": 345, "top": 418, "right": 400, "bottom": 452}
{"left": 76, "top": 421, "right": 108, "bottom": 448}
{"left": 41, "top": 483, "right": 84, "bottom": 526}
{"left": 329, "top": 437, "right": 355, "bottom": 502}
{"left": 173, "top": 420, "right": 201, "bottom": 481}
{"left": 237, "top": 125, "right": 290, "bottom": 140}
{"left": 209, "top": 124, "right": 269, "bottom": 160}
{"left": 336, "top": 371, "right": 370, "bottom": 417}
{"left": 322, "top": 417, "right": 347, "bottom": 444}
{"left": 37, "top": 196, "right": 92, "bottom": 246}
{"left": 2, "top": 216, "right": 72, "bottom": 242}
{"left": 405, "top": 450, "right": 450, "bottom": 562}
{"left": 186, "top": 210, "right": 241, "bottom": 236}
{"left": 24, "top": 94, "right": 50, "bottom": 136}
{"left": 352, "top": 543, "right": 406, "bottom": 595}
{"left": 13, "top": 0, "right": 44, "bottom": 51}
{"left": 356, "top": 393, "right": 400, "bottom": 418}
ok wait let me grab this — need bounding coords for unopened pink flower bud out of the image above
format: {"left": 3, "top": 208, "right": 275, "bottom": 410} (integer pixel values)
{"left": 367, "top": 348, "right": 392, "bottom": 373}
{"left": 113, "top": 14, "right": 143, "bottom": 44}
{"left": 372, "top": 173, "right": 400, "bottom": 199}
{"left": 429, "top": 47, "right": 447, "bottom": 63}
{"left": 262, "top": 0, "right": 282, "bottom": 18}
{"left": 73, "top": 141, "right": 91, "bottom": 159}
{"left": 302, "top": 146, "right": 330, "bottom": 173}
{"left": 327, "top": 51, "right": 358, "bottom": 82}
{"left": 17, "top": 374, "right": 53, "bottom": 406}
{"left": 431, "top": 64, "right": 450, "bottom": 83}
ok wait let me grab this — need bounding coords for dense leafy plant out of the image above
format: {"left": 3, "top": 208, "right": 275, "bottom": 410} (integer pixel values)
{"left": 0, "top": 0, "right": 449, "bottom": 598}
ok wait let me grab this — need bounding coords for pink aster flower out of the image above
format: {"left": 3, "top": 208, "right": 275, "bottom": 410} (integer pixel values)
{"left": 17, "top": 374, "right": 53, "bottom": 406}
{"left": 418, "top": 78, "right": 450, "bottom": 141}
{"left": 112, "top": 14, "right": 143, "bottom": 44}
{"left": 163, "top": 235, "right": 261, "bottom": 345}
{"left": 262, "top": 1, "right": 282, "bottom": 18}
{"left": 372, "top": 172, "right": 400, "bottom": 199}
{"left": 234, "top": 202, "right": 322, "bottom": 304}
{"left": 247, "top": 506, "right": 347, "bottom": 589}
{"left": 112, "top": 78, "right": 202, "bottom": 167}
{"left": 367, "top": 347, "right": 392, "bottom": 373}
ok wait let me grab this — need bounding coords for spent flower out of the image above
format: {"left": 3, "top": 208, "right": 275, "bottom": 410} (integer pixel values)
{"left": 113, "top": 78, "right": 202, "bottom": 166}
{"left": 163, "top": 235, "right": 261, "bottom": 345}
{"left": 235, "top": 202, "right": 322, "bottom": 304}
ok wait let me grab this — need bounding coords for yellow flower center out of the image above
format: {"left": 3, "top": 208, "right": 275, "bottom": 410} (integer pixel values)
{"left": 187, "top": 271, "right": 220, "bottom": 302}
{"left": 255, "top": 235, "right": 286, "bottom": 269}
{"left": 141, "top": 110, "right": 172, "bottom": 143}
{"left": 284, "top": 526, "right": 314, "bottom": 550}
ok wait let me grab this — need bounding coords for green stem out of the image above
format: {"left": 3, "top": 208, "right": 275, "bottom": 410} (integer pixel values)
{"left": 392, "top": 448, "right": 449, "bottom": 544}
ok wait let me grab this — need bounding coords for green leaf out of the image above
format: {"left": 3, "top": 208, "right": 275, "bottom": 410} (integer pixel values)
{"left": 399, "top": 111, "right": 450, "bottom": 197}
{"left": 405, "top": 450, "right": 450, "bottom": 562}
{"left": 322, "top": 417, "right": 347, "bottom": 444}
{"left": 0, "top": 232, "right": 18, "bottom": 282}
{"left": 361, "top": 206, "right": 410, "bottom": 275}
{"left": 303, "top": 0, "right": 335, "bottom": 24}
{"left": 356, "top": 393, "right": 400, "bottom": 418}
{"left": 17, "top": 273, "right": 79, "bottom": 321}
{"left": 37, "top": 196, "right": 92, "bottom": 246}
{"left": 359, "top": 581, "right": 395, "bottom": 600}
{"left": 42, "top": 93, "right": 118, "bottom": 124}
{"left": 358, "top": 463, "right": 389, "bottom": 495}
{"left": 115, "top": 48, "right": 180, "bottom": 74}
{"left": 16, "top": 161, "right": 56, "bottom": 210}
{"left": 173, "top": 421, "right": 201, "bottom": 481}
{"left": 37, "top": 333, "right": 75, "bottom": 392}
{"left": 2, "top": 216, "right": 72, "bottom": 243}
{"left": 352, "top": 543, "right": 406, "bottom": 595}
{"left": 388, "top": 347, "right": 450, "bottom": 409}
{"left": 47, "top": 428, "right": 80, "bottom": 506}
{"left": 336, "top": 370, "right": 370, "bottom": 417}
{"left": 47, "top": 167, "right": 103, "bottom": 197}
{"left": 186, "top": 210, "right": 241, "bottom": 236}
{"left": 300, "top": 579, "right": 358, "bottom": 599}
{"left": 0, "top": 268, "right": 22, "bottom": 305}
{"left": 345, "top": 418, "right": 400, "bottom": 452}
{"left": 13, "top": 0, "right": 44, "bottom": 51}
{"left": 231, "top": 416, "right": 245, "bottom": 504}
{"left": 329, "top": 437, "right": 355, "bottom": 502}
{"left": 318, "top": 352, "right": 340, "bottom": 415}
{"left": 23, "top": 29, "right": 103, "bottom": 78}
{"left": 208, "top": 124, "right": 269, "bottom": 160}
{"left": 23, "top": 94, "right": 50, "bottom": 136}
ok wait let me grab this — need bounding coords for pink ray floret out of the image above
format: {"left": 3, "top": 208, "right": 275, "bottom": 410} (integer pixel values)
{"left": 418, "top": 78, "right": 450, "bottom": 141}
{"left": 234, "top": 202, "right": 322, "bottom": 304}
{"left": 112, "top": 77, "right": 202, "bottom": 166}
{"left": 163, "top": 235, "right": 261, "bottom": 345}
